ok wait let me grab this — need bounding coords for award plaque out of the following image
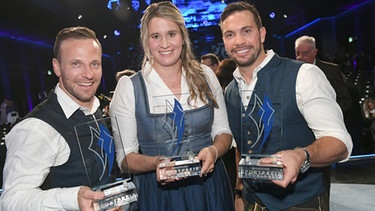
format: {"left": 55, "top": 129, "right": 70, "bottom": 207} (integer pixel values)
{"left": 158, "top": 152, "right": 201, "bottom": 180}
{"left": 238, "top": 89, "right": 284, "bottom": 180}
{"left": 152, "top": 94, "right": 201, "bottom": 180}
{"left": 92, "top": 179, "right": 138, "bottom": 211}
{"left": 74, "top": 116, "right": 138, "bottom": 211}
{"left": 238, "top": 154, "right": 283, "bottom": 180}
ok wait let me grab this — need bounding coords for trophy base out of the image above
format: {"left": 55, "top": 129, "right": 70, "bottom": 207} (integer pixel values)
{"left": 93, "top": 179, "right": 138, "bottom": 211}
{"left": 238, "top": 156, "right": 284, "bottom": 180}
{"left": 158, "top": 156, "right": 201, "bottom": 180}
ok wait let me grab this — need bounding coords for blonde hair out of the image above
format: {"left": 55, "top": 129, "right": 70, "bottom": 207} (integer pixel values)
{"left": 140, "top": 1, "right": 218, "bottom": 108}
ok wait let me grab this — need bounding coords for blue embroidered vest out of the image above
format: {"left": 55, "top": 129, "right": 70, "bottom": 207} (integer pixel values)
{"left": 225, "top": 54, "right": 324, "bottom": 210}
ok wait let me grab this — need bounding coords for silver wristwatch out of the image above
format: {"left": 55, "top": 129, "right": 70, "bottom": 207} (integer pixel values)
{"left": 297, "top": 147, "right": 311, "bottom": 173}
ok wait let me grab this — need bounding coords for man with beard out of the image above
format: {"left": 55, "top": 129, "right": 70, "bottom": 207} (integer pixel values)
{"left": 220, "top": 2, "right": 352, "bottom": 211}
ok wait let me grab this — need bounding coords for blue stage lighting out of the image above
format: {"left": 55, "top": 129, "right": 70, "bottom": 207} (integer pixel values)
{"left": 269, "top": 12, "right": 276, "bottom": 19}
{"left": 114, "top": 30, "right": 120, "bottom": 36}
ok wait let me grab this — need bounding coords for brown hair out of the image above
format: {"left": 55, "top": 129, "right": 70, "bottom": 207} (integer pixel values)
{"left": 216, "top": 58, "right": 236, "bottom": 89}
{"left": 201, "top": 53, "right": 220, "bottom": 66}
{"left": 220, "top": 1, "right": 263, "bottom": 30}
{"left": 53, "top": 26, "right": 101, "bottom": 61}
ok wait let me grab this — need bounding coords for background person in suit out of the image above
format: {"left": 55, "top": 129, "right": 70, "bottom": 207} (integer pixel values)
{"left": 295, "top": 35, "right": 351, "bottom": 114}
{"left": 295, "top": 35, "right": 352, "bottom": 209}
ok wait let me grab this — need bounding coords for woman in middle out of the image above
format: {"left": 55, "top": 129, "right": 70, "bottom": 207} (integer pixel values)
{"left": 110, "top": 1, "right": 234, "bottom": 211}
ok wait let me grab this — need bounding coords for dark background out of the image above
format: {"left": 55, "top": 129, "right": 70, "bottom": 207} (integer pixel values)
{"left": 1, "top": 0, "right": 374, "bottom": 115}
{"left": 1, "top": 0, "right": 374, "bottom": 153}
{"left": 1, "top": 0, "right": 375, "bottom": 189}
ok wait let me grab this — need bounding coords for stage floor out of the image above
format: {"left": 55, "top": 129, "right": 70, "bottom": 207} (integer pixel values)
{"left": 330, "top": 154, "right": 375, "bottom": 211}
{"left": 331, "top": 183, "right": 375, "bottom": 210}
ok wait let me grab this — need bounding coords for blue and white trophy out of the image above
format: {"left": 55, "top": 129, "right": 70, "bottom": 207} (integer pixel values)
{"left": 152, "top": 93, "right": 201, "bottom": 181}
{"left": 74, "top": 116, "right": 138, "bottom": 211}
{"left": 238, "top": 89, "right": 284, "bottom": 180}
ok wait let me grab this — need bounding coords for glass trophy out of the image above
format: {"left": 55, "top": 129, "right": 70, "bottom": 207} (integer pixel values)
{"left": 74, "top": 116, "right": 138, "bottom": 211}
{"left": 238, "top": 89, "right": 284, "bottom": 180}
{"left": 152, "top": 93, "right": 201, "bottom": 180}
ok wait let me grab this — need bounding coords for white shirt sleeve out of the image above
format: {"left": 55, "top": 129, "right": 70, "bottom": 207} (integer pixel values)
{"left": 296, "top": 63, "right": 353, "bottom": 162}
{"left": 201, "top": 65, "right": 233, "bottom": 139}
{"left": 109, "top": 75, "right": 139, "bottom": 169}
{"left": 0, "top": 118, "right": 81, "bottom": 210}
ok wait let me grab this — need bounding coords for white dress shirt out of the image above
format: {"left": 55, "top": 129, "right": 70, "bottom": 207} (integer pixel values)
{"left": 232, "top": 50, "right": 352, "bottom": 161}
{"left": 109, "top": 63, "right": 232, "bottom": 168}
{"left": 0, "top": 84, "right": 101, "bottom": 211}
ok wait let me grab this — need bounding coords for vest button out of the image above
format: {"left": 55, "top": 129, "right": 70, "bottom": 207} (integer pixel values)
{"left": 247, "top": 140, "right": 252, "bottom": 145}
{"left": 248, "top": 149, "right": 253, "bottom": 154}
{"left": 241, "top": 113, "right": 245, "bottom": 117}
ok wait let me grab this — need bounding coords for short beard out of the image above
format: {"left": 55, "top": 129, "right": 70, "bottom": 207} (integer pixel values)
{"left": 232, "top": 47, "right": 261, "bottom": 68}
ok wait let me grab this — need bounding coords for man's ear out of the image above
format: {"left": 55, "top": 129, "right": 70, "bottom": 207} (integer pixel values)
{"left": 313, "top": 49, "right": 318, "bottom": 57}
{"left": 52, "top": 58, "right": 61, "bottom": 77}
{"left": 260, "top": 26, "right": 266, "bottom": 44}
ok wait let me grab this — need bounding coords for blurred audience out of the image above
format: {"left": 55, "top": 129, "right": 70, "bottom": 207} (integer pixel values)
{"left": 216, "top": 58, "right": 236, "bottom": 91}
{"left": 343, "top": 80, "right": 363, "bottom": 155}
{"left": 363, "top": 97, "right": 375, "bottom": 152}
{"left": 0, "top": 98, "right": 18, "bottom": 126}
{"left": 201, "top": 53, "right": 220, "bottom": 74}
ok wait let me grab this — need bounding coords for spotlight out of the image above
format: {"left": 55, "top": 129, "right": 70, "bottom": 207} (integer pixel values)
{"left": 132, "top": 0, "right": 140, "bottom": 11}
{"left": 269, "top": 12, "right": 276, "bottom": 19}
{"left": 107, "top": 0, "right": 121, "bottom": 10}
{"left": 114, "top": 30, "right": 120, "bottom": 36}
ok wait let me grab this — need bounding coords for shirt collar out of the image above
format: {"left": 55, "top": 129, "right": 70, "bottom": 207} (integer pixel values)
{"left": 54, "top": 84, "right": 100, "bottom": 118}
